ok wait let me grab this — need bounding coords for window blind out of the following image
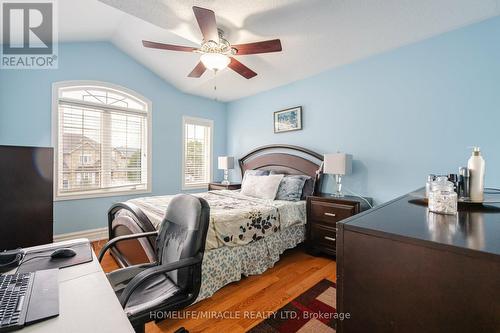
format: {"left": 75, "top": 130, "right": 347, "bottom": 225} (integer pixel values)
{"left": 183, "top": 117, "right": 212, "bottom": 188}
{"left": 55, "top": 85, "right": 149, "bottom": 198}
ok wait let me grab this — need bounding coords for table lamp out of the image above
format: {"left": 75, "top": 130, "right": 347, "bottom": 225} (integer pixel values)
{"left": 218, "top": 156, "right": 234, "bottom": 185}
{"left": 324, "top": 153, "right": 352, "bottom": 197}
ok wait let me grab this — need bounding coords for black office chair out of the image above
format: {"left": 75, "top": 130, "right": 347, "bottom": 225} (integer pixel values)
{"left": 98, "top": 194, "right": 210, "bottom": 333}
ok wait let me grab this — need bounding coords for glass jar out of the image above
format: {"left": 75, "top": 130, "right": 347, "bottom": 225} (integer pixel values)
{"left": 425, "top": 174, "right": 436, "bottom": 198}
{"left": 428, "top": 176, "right": 457, "bottom": 215}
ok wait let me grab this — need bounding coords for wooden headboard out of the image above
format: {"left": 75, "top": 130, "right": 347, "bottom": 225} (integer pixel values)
{"left": 238, "top": 144, "right": 324, "bottom": 194}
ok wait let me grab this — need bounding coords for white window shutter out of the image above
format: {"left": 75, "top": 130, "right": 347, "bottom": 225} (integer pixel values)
{"left": 54, "top": 83, "right": 151, "bottom": 199}
{"left": 183, "top": 117, "right": 213, "bottom": 188}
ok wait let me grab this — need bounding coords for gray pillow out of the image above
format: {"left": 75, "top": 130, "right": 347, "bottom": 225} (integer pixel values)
{"left": 301, "top": 177, "right": 315, "bottom": 199}
{"left": 275, "top": 175, "right": 310, "bottom": 201}
{"left": 242, "top": 169, "right": 269, "bottom": 186}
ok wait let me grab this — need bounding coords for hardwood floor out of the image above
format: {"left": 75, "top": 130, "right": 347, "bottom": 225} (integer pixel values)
{"left": 93, "top": 241, "right": 336, "bottom": 333}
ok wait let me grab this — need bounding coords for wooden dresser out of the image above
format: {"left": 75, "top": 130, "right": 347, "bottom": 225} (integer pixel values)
{"left": 306, "top": 194, "right": 371, "bottom": 256}
{"left": 336, "top": 191, "right": 500, "bottom": 332}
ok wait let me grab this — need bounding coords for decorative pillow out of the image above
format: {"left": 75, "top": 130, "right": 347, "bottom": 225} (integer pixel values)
{"left": 241, "top": 169, "right": 270, "bottom": 187}
{"left": 301, "top": 177, "right": 315, "bottom": 199}
{"left": 269, "top": 171, "right": 313, "bottom": 200}
{"left": 275, "top": 175, "right": 310, "bottom": 201}
{"left": 240, "top": 174, "right": 284, "bottom": 200}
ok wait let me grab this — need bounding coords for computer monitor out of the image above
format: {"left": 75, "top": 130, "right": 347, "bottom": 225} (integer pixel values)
{"left": 0, "top": 145, "right": 53, "bottom": 250}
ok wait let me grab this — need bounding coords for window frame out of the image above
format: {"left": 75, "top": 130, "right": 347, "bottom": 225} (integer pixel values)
{"left": 52, "top": 80, "right": 152, "bottom": 201}
{"left": 182, "top": 116, "right": 214, "bottom": 190}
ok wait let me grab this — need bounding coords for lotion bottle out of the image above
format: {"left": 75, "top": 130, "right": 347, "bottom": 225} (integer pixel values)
{"left": 467, "top": 147, "right": 485, "bottom": 202}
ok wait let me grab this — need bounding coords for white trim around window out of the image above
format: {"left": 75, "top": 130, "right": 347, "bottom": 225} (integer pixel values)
{"left": 182, "top": 116, "right": 214, "bottom": 190}
{"left": 52, "top": 80, "right": 152, "bottom": 201}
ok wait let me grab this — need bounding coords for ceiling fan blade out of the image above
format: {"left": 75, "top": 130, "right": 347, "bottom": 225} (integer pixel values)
{"left": 142, "top": 40, "right": 198, "bottom": 52}
{"left": 232, "top": 39, "right": 282, "bottom": 55}
{"left": 188, "top": 61, "right": 207, "bottom": 78}
{"left": 228, "top": 57, "right": 257, "bottom": 79}
{"left": 192, "top": 6, "right": 219, "bottom": 43}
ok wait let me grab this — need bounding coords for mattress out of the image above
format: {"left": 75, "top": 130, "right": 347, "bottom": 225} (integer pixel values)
{"left": 124, "top": 190, "right": 306, "bottom": 250}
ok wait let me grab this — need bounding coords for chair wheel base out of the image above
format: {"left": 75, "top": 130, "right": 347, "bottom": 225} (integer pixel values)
{"left": 174, "top": 327, "right": 189, "bottom": 333}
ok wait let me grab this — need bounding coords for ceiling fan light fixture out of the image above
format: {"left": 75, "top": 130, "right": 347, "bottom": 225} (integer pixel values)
{"left": 200, "top": 52, "right": 230, "bottom": 71}
{"left": 143, "top": 7, "right": 281, "bottom": 79}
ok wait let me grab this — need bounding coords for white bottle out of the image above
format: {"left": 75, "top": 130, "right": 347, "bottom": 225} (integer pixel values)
{"left": 467, "top": 147, "right": 485, "bottom": 202}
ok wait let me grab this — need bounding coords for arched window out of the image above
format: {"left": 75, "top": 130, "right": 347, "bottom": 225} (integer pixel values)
{"left": 53, "top": 81, "right": 151, "bottom": 199}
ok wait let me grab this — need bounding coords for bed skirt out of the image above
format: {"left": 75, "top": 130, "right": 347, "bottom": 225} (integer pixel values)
{"left": 196, "top": 223, "right": 305, "bottom": 302}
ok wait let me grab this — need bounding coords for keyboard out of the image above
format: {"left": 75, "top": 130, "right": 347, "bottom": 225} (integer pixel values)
{"left": 0, "top": 272, "right": 34, "bottom": 332}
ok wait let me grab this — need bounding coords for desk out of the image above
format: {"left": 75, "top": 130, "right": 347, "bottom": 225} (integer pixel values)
{"left": 7, "top": 238, "right": 134, "bottom": 333}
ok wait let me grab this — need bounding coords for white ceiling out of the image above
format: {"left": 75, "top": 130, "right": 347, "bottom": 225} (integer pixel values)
{"left": 54, "top": 0, "right": 500, "bottom": 101}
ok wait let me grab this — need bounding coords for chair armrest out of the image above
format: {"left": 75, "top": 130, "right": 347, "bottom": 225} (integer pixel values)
{"left": 119, "top": 253, "right": 203, "bottom": 308}
{"left": 97, "top": 231, "right": 159, "bottom": 262}
{"left": 106, "top": 263, "right": 156, "bottom": 289}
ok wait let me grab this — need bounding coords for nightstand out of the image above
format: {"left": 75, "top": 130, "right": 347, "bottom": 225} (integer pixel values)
{"left": 208, "top": 182, "right": 241, "bottom": 191}
{"left": 306, "top": 193, "right": 372, "bottom": 256}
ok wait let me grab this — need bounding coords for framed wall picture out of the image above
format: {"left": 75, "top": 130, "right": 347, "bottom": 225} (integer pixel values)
{"left": 274, "top": 106, "right": 302, "bottom": 133}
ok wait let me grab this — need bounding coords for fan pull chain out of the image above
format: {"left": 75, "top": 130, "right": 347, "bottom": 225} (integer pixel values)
{"left": 213, "top": 69, "right": 218, "bottom": 101}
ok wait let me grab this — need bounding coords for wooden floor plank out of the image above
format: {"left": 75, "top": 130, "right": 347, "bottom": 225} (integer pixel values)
{"left": 93, "top": 241, "right": 335, "bottom": 333}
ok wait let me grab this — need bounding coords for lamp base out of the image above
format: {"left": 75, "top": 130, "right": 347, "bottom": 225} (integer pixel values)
{"left": 331, "top": 174, "right": 345, "bottom": 198}
{"left": 221, "top": 169, "right": 230, "bottom": 185}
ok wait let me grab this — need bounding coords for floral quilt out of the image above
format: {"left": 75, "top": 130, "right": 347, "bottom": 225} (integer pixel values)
{"left": 196, "top": 223, "right": 305, "bottom": 301}
{"left": 125, "top": 190, "right": 306, "bottom": 250}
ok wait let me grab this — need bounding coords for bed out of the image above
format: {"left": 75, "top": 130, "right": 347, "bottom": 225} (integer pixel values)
{"left": 107, "top": 144, "right": 324, "bottom": 301}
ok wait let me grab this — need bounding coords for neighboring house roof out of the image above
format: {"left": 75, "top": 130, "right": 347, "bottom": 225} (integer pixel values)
{"left": 63, "top": 133, "right": 139, "bottom": 157}
{"left": 61, "top": 133, "right": 138, "bottom": 172}
{"left": 62, "top": 133, "right": 99, "bottom": 154}
{"left": 114, "top": 147, "right": 140, "bottom": 159}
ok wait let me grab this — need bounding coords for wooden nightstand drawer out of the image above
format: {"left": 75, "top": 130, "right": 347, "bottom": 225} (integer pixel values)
{"left": 309, "top": 200, "right": 358, "bottom": 225}
{"left": 310, "top": 224, "right": 337, "bottom": 251}
{"left": 306, "top": 194, "right": 371, "bottom": 257}
{"left": 208, "top": 183, "right": 241, "bottom": 191}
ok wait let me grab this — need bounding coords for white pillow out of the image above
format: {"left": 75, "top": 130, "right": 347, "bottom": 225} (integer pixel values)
{"left": 241, "top": 169, "right": 270, "bottom": 187}
{"left": 240, "top": 174, "right": 284, "bottom": 200}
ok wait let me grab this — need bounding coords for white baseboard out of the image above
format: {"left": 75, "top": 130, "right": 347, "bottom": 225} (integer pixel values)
{"left": 53, "top": 227, "right": 108, "bottom": 243}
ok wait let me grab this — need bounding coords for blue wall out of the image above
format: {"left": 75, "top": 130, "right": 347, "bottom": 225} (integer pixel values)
{"left": 2, "top": 16, "right": 500, "bottom": 234}
{"left": 227, "top": 17, "right": 500, "bottom": 204}
{"left": 0, "top": 42, "right": 227, "bottom": 234}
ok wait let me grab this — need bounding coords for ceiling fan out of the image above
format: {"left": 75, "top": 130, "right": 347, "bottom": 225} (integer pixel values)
{"left": 142, "top": 6, "right": 282, "bottom": 79}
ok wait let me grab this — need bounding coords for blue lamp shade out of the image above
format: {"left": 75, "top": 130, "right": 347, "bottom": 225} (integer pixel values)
{"left": 218, "top": 156, "right": 234, "bottom": 170}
